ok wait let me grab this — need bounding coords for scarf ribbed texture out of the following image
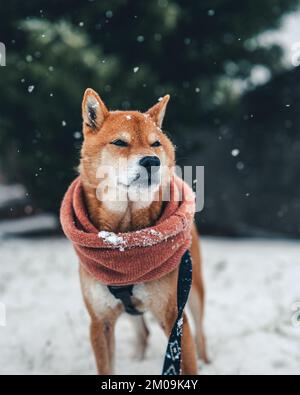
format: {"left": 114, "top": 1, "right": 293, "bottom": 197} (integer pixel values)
{"left": 60, "top": 176, "right": 195, "bottom": 286}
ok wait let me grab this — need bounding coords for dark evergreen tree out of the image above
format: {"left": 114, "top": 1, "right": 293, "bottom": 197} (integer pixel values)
{"left": 0, "top": 0, "right": 299, "bottom": 231}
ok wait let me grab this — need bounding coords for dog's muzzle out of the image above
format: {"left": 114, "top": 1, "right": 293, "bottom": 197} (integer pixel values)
{"left": 139, "top": 156, "right": 161, "bottom": 185}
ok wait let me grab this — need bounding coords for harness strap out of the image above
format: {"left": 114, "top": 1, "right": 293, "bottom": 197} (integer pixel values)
{"left": 107, "top": 285, "right": 143, "bottom": 316}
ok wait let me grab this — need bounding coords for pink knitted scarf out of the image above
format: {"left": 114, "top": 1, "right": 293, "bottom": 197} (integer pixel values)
{"left": 60, "top": 176, "right": 195, "bottom": 286}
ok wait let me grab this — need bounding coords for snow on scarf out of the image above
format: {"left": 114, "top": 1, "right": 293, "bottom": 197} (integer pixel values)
{"left": 60, "top": 176, "right": 195, "bottom": 286}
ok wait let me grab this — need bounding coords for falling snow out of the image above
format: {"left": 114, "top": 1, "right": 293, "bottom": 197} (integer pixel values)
{"left": 98, "top": 231, "right": 125, "bottom": 246}
{"left": 231, "top": 149, "right": 240, "bottom": 157}
{"left": 73, "top": 132, "right": 81, "bottom": 139}
{"left": 237, "top": 161, "right": 245, "bottom": 170}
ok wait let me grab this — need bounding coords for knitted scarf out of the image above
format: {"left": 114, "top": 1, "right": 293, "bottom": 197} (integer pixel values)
{"left": 60, "top": 175, "right": 195, "bottom": 286}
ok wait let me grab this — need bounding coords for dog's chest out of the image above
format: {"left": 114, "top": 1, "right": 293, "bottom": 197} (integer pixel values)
{"left": 81, "top": 268, "right": 172, "bottom": 317}
{"left": 82, "top": 273, "right": 150, "bottom": 315}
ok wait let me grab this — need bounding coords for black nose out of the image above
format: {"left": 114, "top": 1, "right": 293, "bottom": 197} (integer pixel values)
{"left": 139, "top": 156, "right": 161, "bottom": 171}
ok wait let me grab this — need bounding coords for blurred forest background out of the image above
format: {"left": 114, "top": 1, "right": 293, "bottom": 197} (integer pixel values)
{"left": 1, "top": 0, "right": 300, "bottom": 237}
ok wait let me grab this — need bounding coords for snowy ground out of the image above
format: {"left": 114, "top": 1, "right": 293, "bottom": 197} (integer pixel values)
{"left": 0, "top": 236, "right": 299, "bottom": 375}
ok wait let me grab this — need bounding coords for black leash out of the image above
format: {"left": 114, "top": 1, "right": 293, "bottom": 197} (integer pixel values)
{"left": 162, "top": 250, "right": 193, "bottom": 375}
{"left": 107, "top": 250, "right": 193, "bottom": 375}
{"left": 107, "top": 285, "right": 143, "bottom": 316}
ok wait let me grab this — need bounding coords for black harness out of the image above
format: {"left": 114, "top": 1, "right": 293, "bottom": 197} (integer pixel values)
{"left": 107, "top": 285, "right": 143, "bottom": 316}
{"left": 107, "top": 250, "right": 193, "bottom": 375}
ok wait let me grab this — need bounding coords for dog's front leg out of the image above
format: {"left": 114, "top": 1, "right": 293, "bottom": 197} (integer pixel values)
{"left": 90, "top": 317, "right": 117, "bottom": 375}
{"left": 164, "top": 309, "right": 198, "bottom": 375}
{"left": 128, "top": 315, "right": 150, "bottom": 360}
{"left": 180, "top": 312, "right": 198, "bottom": 375}
{"left": 153, "top": 302, "right": 198, "bottom": 375}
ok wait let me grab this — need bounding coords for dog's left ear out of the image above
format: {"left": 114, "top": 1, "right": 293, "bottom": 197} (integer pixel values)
{"left": 82, "top": 88, "right": 109, "bottom": 132}
{"left": 146, "top": 95, "right": 170, "bottom": 128}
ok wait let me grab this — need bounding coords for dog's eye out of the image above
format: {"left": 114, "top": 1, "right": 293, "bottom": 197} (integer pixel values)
{"left": 151, "top": 141, "right": 162, "bottom": 147}
{"left": 111, "top": 139, "right": 128, "bottom": 147}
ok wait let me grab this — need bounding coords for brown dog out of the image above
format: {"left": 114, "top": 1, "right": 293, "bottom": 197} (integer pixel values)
{"left": 78, "top": 88, "right": 208, "bottom": 374}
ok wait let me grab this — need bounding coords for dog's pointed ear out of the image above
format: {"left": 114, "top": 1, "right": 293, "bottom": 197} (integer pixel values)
{"left": 146, "top": 95, "right": 170, "bottom": 128}
{"left": 82, "top": 88, "right": 109, "bottom": 131}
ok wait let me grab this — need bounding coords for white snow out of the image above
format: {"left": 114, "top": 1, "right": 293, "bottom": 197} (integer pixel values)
{"left": 27, "top": 85, "right": 35, "bottom": 93}
{"left": 0, "top": 237, "right": 299, "bottom": 375}
{"left": 0, "top": 214, "right": 58, "bottom": 237}
{"left": 73, "top": 131, "right": 81, "bottom": 139}
{"left": 98, "top": 230, "right": 125, "bottom": 247}
{"left": 149, "top": 229, "right": 162, "bottom": 237}
{"left": 231, "top": 149, "right": 240, "bottom": 157}
{"left": 0, "top": 184, "right": 26, "bottom": 206}
{"left": 127, "top": 228, "right": 165, "bottom": 248}
{"left": 236, "top": 161, "right": 245, "bottom": 170}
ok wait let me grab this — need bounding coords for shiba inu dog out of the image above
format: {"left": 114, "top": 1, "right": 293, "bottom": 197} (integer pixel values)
{"left": 78, "top": 88, "right": 208, "bottom": 375}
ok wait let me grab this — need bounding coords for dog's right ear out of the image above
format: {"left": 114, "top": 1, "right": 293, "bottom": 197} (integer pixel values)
{"left": 82, "top": 88, "right": 109, "bottom": 132}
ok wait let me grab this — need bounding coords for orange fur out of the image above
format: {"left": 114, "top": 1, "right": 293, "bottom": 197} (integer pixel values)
{"left": 78, "top": 88, "right": 208, "bottom": 374}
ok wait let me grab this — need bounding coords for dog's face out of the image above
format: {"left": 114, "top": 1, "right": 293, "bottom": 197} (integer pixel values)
{"left": 80, "top": 89, "right": 175, "bottom": 202}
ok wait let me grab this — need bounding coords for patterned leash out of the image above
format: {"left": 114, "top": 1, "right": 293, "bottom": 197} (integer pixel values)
{"left": 107, "top": 250, "right": 193, "bottom": 375}
{"left": 162, "top": 250, "right": 193, "bottom": 375}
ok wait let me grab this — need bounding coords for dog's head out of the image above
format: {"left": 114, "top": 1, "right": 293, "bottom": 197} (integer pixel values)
{"left": 80, "top": 88, "right": 175, "bottom": 201}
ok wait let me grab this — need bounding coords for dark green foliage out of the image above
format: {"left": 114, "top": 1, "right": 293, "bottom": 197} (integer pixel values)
{"left": 0, "top": 0, "right": 299, "bottom": 236}
{"left": 232, "top": 67, "right": 300, "bottom": 236}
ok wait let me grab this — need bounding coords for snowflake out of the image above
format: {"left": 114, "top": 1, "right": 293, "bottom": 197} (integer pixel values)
{"left": 231, "top": 149, "right": 240, "bottom": 157}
